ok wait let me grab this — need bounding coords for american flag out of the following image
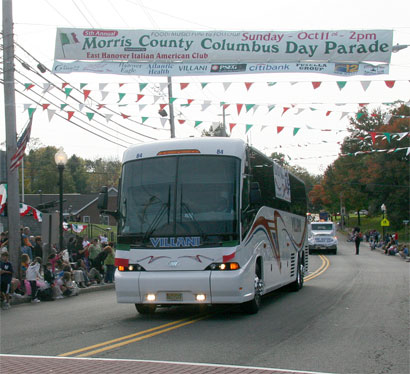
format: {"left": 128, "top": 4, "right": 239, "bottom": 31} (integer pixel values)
{"left": 10, "top": 116, "right": 33, "bottom": 171}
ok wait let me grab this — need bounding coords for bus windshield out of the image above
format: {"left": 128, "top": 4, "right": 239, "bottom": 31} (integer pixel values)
{"left": 118, "top": 155, "right": 240, "bottom": 247}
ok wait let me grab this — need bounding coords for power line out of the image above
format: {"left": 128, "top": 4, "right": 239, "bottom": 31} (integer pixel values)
{"left": 13, "top": 40, "right": 166, "bottom": 135}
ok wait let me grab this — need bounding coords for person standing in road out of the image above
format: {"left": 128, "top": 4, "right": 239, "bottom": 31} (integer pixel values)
{"left": 103, "top": 246, "right": 115, "bottom": 283}
{"left": 354, "top": 230, "right": 362, "bottom": 255}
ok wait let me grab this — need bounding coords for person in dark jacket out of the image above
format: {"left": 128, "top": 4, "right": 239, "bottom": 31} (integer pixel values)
{"left": 354, "top": 231, "right": 362, "bottom": 255}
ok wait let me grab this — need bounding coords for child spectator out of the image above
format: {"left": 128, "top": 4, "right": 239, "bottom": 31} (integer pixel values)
{"left": 1, "top": 251, "right": 13, "bottom": 310}
{"left": 60, "top": 272, "right": 79, "bottom": 297}
{"left": 21, "top": 253, "right": 30, "bottom": 278}
{"left": 47, "top": 252, "right": 60, "bottom": 273}
{"left": 44, "top": 262, "right": 63, "bottom": 299}
{"left": 103, "top": 246, "right": 115, "bottom": 283}
{"left": 26, "top": 257, "right": 43, "bottom": 303}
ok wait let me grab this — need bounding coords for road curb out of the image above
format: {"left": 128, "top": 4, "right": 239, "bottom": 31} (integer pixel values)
{"left": 8, "top": 283, "right": 115, "bottom": 306}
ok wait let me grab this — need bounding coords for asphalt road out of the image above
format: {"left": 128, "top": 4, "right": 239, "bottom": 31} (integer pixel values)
{"left": 1, "top": 235, "right": 408, "bottom": 374}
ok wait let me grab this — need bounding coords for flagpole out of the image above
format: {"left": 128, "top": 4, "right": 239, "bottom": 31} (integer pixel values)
{"left": 167, "top": 76, "right": 175, "bottom": 138}
{"left": 3, "top": 0, "right": 21, "bottom": 274}
{"left": 21, "top": 158, "right": 24, "bottom": 203}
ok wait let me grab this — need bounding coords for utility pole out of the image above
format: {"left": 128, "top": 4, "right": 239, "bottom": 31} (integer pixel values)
{"left": 167, "top": 76, "right": 175, "bottom": 138}
{"left": 3, "top": 0, "right": 21, "bottom": 272}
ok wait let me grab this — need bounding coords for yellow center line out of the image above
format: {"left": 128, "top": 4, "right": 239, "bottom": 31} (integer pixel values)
{"left": 305, "top": 255, "right": 330, "bottom": 282}
{"left": 58, "top": 315, "right": 199, "bottom": 357}
{"left": 76, "top": 314, "right": 211, "bottom": 357}
{"left": 60, "top": 256, "right": 330, "bottom": 358}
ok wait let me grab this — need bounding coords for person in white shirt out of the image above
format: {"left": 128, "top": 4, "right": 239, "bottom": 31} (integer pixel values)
{"left": 25, "top": 257, "right": 43, "bottom": 303}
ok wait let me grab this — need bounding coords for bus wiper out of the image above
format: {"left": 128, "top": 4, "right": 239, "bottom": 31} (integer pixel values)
{"left": 142, "top": 203, "right": 169, "bottom": 242}
{"left": 180, "top": 201, "right": 207, "bottom": 241}
{"left": 142, "top": 187, "right": 171, "bottom": 242}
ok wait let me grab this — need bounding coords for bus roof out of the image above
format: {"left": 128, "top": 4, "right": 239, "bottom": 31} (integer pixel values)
{"left": 122, "top": 137, "right": 248, "bottom": 163}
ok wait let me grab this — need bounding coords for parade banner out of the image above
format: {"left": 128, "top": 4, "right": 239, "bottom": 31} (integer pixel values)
{"left": 52, "top": 60, "right": 389, "bottom": 76}
{"left": 54, "top": 28, "right": 393, "bottom": 64}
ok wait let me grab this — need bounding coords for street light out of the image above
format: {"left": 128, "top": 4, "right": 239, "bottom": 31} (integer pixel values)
{"left": 216, "top": 105, "right": 230, "bottom": 137}
{"left": 55, "top": 148, "right": 68, "bottom": 251}
{"left": 381, "top": 203, "right": 387, "bottom": 241}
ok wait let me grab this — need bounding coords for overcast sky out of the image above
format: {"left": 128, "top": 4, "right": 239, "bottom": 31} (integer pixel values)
{"left": 1, "top": 0, "right": 409, "bottom": 174}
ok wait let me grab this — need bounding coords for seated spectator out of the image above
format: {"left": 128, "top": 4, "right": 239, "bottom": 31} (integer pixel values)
{"left": 387, "top": 245, "right": 398, "bottom": 256}
{"left": 89, "top": 267, "right": 104, "bottom": 285}
{"left": 60, "top": 271, "right": 79, "bottom": 297}
{"left": 384, "top": 236, "right": 396, "bottom": 254}
{"left": 398, "top": 244, "right": 409, "bottom": 259}
{"left": 44, "top": 262, "right": 63, "bottom": 299}
{"left": 73, "top": 259, "right": 91, "bottom": 288}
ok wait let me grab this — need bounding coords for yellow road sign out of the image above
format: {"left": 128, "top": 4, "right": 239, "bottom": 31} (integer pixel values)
{"left": 381, "top": 218, "right": 390, "bottom": 227}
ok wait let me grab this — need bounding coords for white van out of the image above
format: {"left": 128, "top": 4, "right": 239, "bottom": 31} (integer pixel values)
{"left": 308, "top": 221, "right": 338, "bottom": 255}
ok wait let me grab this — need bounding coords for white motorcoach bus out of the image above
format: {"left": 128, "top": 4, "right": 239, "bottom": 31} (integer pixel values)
{"left": 100, "top": 138, "right": 308, "bottom": 314}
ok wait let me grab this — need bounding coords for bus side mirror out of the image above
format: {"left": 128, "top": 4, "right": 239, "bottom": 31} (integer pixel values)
{"left": 97, "top": 186, "right": 108, "bottom": 210}
{"left": 250, "top": 182, "right": 261, "bottom": 205}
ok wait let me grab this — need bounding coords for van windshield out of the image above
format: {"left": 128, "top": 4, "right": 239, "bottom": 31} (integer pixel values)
{"left": 311, "top": 223, "right": 333, "bottom": 231}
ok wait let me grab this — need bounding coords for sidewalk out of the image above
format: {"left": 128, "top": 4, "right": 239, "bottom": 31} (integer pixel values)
{"left": 9, "top": 282, "right": 115, "bottom": 306}
{"left": 0, "top": 354, "right": 335, "bottom": 374}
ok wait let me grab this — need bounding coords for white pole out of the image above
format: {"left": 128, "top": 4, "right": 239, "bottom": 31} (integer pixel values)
{"left": 21, "top": 158, "right": 24, "bottom": 203}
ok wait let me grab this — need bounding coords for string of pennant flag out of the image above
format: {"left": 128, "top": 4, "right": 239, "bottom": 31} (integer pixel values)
{"left": 22, "top": 103, "right": 409, "bottom": 143}
{"left": 290, "top": 146, "right": 410, "bottom": 161}
{"left": 30, "top": 79, "right": 410, "bottom": 93}
{"left": 21, "top": 81, "right": 409, "bottom": 131}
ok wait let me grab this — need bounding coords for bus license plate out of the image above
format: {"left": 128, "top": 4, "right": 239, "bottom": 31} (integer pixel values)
{"left": 167, "top": 293, "right": 182, "bottom": 301}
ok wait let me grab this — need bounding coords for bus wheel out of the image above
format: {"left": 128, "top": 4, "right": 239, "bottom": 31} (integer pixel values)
{"left": 135, "top": 304, "right": 157, "bottom": 315}
{"left": 241, "top": 263, "right": 263, "bottom": 314}
{"left": 289, "top": 258, "right": 304, "bottom": 292}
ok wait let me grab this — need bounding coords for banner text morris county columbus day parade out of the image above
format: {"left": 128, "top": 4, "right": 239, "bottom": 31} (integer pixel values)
{"left": 53, "top": 29, "right": 393, "bottom": 76}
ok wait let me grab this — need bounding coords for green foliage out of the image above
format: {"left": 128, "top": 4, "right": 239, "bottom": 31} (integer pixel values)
{"left": 201, "top": 122, "right": 228, "bottom": 137}
{"left": 22, "top": 147, "right": 121, "bottom": 194}
{"left": 319, "top": 104, "right": 409, "bottom": 229}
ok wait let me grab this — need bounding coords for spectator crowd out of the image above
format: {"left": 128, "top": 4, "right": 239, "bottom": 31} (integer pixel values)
{"left": 1, "top": 227, "right": 115, "bottom": 310}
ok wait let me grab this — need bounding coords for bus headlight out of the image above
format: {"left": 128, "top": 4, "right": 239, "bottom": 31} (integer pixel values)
{"left": 196, "top": 294, "right": 206, "bottom": 302}
{"left": 146, "top": 293, "right": 156, "bottom": 301}
{"left": 205, "top": 262, "right": 240, "bottom": 271}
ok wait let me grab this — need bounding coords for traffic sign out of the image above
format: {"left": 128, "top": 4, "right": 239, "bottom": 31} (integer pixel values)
{"left": 381, "top": 218, "right": 390, "bottom": 227}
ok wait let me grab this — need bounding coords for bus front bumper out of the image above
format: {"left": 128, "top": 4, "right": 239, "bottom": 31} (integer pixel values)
{"left": 115, "top": 268, "right": 254, "bottom": 305}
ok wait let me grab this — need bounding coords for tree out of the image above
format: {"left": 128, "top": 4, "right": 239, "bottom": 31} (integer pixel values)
{"left": 201, "top": 122, "right": 228, "bottom": 137}
{"left": 66, "top": 155, "right": 90, "bottom": 193}
{"left": 85, "top": 158, "right": 121, "bottom": 192}
{"left": 319, "top": 104, "right": 409, "bottom": 229}
{"left": 24, "top": 146, "right": 75, "bottom": 194}
{"left": 23, "top": 147, "right": 121, "bottom": 194}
